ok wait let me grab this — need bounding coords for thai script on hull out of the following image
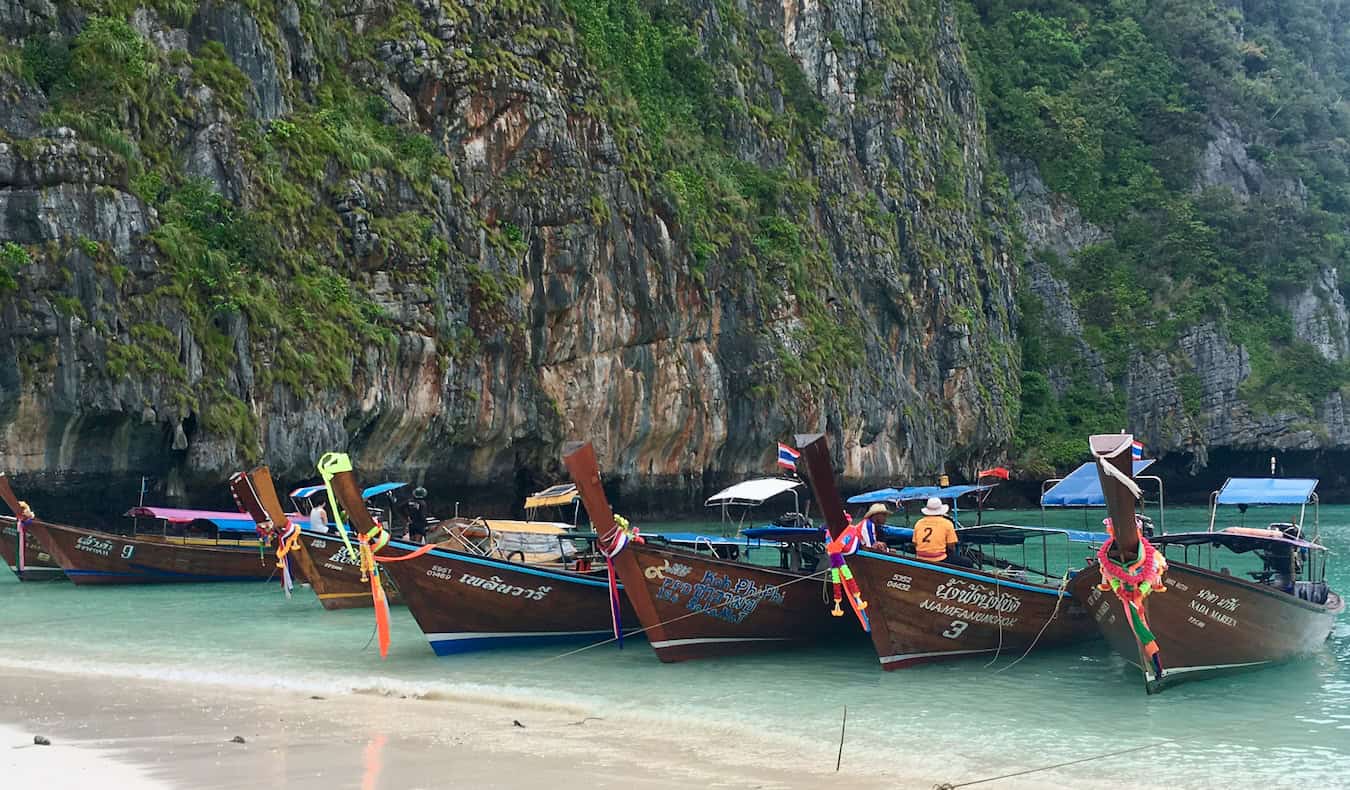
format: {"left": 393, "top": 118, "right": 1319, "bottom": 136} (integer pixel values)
{"left": 933, "top": 578, "right": 1024, "bottom": 614}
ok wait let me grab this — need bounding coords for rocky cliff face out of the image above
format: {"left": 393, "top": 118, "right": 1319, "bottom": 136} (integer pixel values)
{"left": 0, "top": 0, "right": 1018, "bottom": 507}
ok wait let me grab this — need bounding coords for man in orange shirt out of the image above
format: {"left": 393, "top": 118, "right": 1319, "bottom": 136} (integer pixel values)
{"left": 912, "top": 497, "right": 970, "bottom": 567}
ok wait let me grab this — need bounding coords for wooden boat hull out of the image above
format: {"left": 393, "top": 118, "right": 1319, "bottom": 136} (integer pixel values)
{"left": 0, "top": 516, "right": 65, "bottom": 581}
{"left": 1070, "top": 560, "right": 1345, "bottom": 691}
{"left": 609, "top": 541, "right": 860, "bottom": 662}
{"left": 26, "top": 520, "right": 276, "bottom": 584}
{"left": 293, "top": 530, "right": 405, "bottom": 609}
{"left": 378, "top": 541, "right": 637, "bottom": 655}
{"left": 849, "top": 550, "right": 1096, "bottom": 668}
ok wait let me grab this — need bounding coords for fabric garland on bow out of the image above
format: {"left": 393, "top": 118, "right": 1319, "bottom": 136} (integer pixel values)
{"left": 599, "top": 514, "right": 642, "bottom": 647}
{"left": 274, "top": 518, "right": 301, "bottom": 598}
{"left": 318, "top": 452, "right": 392, "bottom": 658}
{"left": 1097, "top": 515, "right": 1167, "bottom": 677}
{"left": 15, "top": 501, "right": 34, "bottom": 576}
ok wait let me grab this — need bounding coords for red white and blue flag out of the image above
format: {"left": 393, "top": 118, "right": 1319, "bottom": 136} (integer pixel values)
{"left": 1131, "top": 439, "right": 1144, "bottom": 460}
{"left": 776, "top": 443, "right": 801, "bottom": 471}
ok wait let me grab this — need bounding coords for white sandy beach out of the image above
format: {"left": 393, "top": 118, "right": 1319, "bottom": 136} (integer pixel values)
{"left": 0, "top": 667, "right": 930, "bottom": 789}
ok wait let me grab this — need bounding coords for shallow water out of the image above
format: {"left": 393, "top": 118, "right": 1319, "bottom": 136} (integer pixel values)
{"left": 1, "top": 505, "right": 1346, "bottom": 788}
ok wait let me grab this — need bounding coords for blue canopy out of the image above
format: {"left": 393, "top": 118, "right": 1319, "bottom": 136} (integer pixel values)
{"left": 1215, "top": 478, "right": 1318, "bottom": 506}
{"left": 740, "top": 526, "right": 827, "bottom": 541}
{"left": 1041, "top": 460, "right": 1156, "bottom": 507}
{"left": 288, "top": 482, "right": 409, "bottom": 501}
{"left": 362, "top": 482, "right": 408, "bottom": 499}
{"left": 847, "top": 484, "right": 992, "bottom": 505}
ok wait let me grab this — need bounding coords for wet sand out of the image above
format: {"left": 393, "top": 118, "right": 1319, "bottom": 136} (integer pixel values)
{"left": 0, "top": 667, "right": 922, "bottom": 789}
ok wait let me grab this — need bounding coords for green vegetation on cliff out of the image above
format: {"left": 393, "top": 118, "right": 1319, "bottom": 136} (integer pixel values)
{"left": 963, "top": 0, "right": 1350, "bottom": 470}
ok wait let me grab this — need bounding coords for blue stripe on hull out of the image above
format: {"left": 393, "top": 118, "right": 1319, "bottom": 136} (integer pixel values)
{"left": 427, "top": 631, "right": 634, "bottom": 655}
{"left": 64, "top": 568, "right": 269, "bottom": 582}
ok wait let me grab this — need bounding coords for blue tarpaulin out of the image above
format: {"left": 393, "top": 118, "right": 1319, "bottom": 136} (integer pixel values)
{"left": 1215, "top": 477, "right": 1318, "bottom": 506}
{"left": 288, "top": 482, "right": 409, "bottom": 501}
{"left": 362, "top": 482, "right": 408, "bottom": 499}
{"left": 1040, "top": 460, "right": 1156, "bottom": 507}
{"left": 847, "top": 484, "right": 992, "bottom": 505}
{"left": 740, "top": 526, "right": 827, "bottom": 541}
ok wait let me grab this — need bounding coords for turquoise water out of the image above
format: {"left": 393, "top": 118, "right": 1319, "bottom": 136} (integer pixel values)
{"left": 0, "top": 505, "right": 1346, "bottom": 788}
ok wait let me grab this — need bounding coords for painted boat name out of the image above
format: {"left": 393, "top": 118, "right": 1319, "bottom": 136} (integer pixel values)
{"left": 933, "top": 578, "right": 1023, "bottom": 613}
{"left": 1188, "top": 587, "right": 1240, "bottom": 627}
{"left": 75, "top": 535, "right": 115, "bottom": 557}
{"left": 655, "top": 570, "right": 785, "bottom": 623}
{"left": 426, "top": 564, "right": 552, "bottom": 600}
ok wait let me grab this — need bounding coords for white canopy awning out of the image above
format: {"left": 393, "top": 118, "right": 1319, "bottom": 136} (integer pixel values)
{"left": 704, "top": 478, "right": 802, "bottom": 507}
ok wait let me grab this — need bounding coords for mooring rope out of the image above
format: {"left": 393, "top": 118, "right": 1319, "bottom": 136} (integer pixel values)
{"left": 933, "top": 702, "right": 1304, "bottom": 788}
{"left": 990, "top": 571, "right": 1070, "bottom": 675}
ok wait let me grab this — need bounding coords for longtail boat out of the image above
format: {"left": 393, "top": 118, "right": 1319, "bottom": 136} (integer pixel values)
{"left": 275, "top": 479, "right": 409, "bottom": 609}
{"left": 563, "top": 437, "right": 861, "bottom": 663}
{"left": 377, "top": 535, "right": 640, "bottom": 654}
{"left": 806, "top": 461, "right": 1098, "bottom": 669}
{"left": 317, "top": 454, "right": 634, "bottom": 655}
{"left": 1068, "top": 433, "right": 1345, "bottom": 693}
{"left": 279, "top": 479, "right": 578, "bottom": 611}
{"left": 21, "top": 504, "right": 274, "bottom": 585}
{"left": 0, "top": 474, "right": 64, "bottom": 581}
{"left": 3, "top": 474, "right": 274, "bottom": 585}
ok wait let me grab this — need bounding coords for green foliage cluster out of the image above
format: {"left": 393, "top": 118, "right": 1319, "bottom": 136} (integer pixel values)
{"left": 560, "top": 0, "right": 863, "bottom": 386}
{"left": 0, "top": 242, "right": 31, "bottom": 293}
{"left": 964, "top": 0, "right": 1350, "bottom": 467}
{"left": 10, "top": 10, "right": 459, "bottom": 458}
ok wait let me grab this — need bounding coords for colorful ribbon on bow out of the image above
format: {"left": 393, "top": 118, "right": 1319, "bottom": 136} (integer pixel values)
{"left": 599, "top": 514, "right": 642, "bottom": 647}
{"left": 318, "top": 452, "right": 392, "bottom": 658}
{"left": 274, "top": 518, "right": 301, "bottom": 598}
{"left": 824, "top": 514, "right": 870, "bottom": 632}
{"left": 1097, "top": 516, "right": 1167, "bottom": 677}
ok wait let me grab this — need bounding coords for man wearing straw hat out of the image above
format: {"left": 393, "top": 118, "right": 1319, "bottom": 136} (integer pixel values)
{"left": 913, "top": 496, "right": 970, "bottom": 567}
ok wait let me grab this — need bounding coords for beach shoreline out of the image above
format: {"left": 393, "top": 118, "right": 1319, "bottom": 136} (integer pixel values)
{"left": 0, "top": 665, "right": 931, "bottom": 789}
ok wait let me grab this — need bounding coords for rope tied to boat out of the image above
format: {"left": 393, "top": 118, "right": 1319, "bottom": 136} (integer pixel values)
{"left": 1097, "top": 515, "right": 1167, "bottom": 675}
{"left": 990, "top": 571, "right": 1070, "bottom": 675}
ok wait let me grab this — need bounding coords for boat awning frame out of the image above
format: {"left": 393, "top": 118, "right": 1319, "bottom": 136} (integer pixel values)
{"left": 1208, "top": 477, "right": 1319, "bottom": 540}
{"left": 1213, "top": 478, "right": 1318, "bottom": 506}
{"left": 1040, "top": 460, "right": 1157, "bottom": 507}
{"left": 525, "top": 483, "right": 579, "bottom": 510}
{"left": 847, "top": 484, "right": 993, "bottom": 505}
{"left": 124, "top": 506, "right": 259, "bottom": 533}
{"left": 288, "top": 482, "right": 409, "bottom": 501}
{"left": 704, "top": 478, "right": 803, "bottom": 508}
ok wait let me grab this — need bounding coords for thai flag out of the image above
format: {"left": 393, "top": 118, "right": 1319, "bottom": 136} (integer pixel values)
{"left": 776, "top": 443, "right": 800, "bottom": 471}
{"left": 1131, "top": 440, "right": 1144, "bottom": 460}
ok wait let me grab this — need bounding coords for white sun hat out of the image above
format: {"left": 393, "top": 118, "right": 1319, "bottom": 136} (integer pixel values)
{"left": 921, "top": 497, "right": 949, "bottom": 516}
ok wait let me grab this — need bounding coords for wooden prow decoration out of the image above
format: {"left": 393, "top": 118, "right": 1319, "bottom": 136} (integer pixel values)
{"left": 0, "top": 474, "right": 22, "bottom": 516}
{"left": 562, "top": 442, "right": 617, "bottom": 549}
{"left": 229, "top": 467, "right": 287, "bottom": 532}
{"left": 1090, "top": 433, "right": 1141, "bottom": 562}
{"left": 794, "top": 433, "right": 849, "bottom": 539}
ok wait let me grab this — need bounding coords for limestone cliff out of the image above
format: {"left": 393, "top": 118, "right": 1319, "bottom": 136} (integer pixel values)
{"left": 0, "top": 0, "right": 1018, "bottom": 506}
